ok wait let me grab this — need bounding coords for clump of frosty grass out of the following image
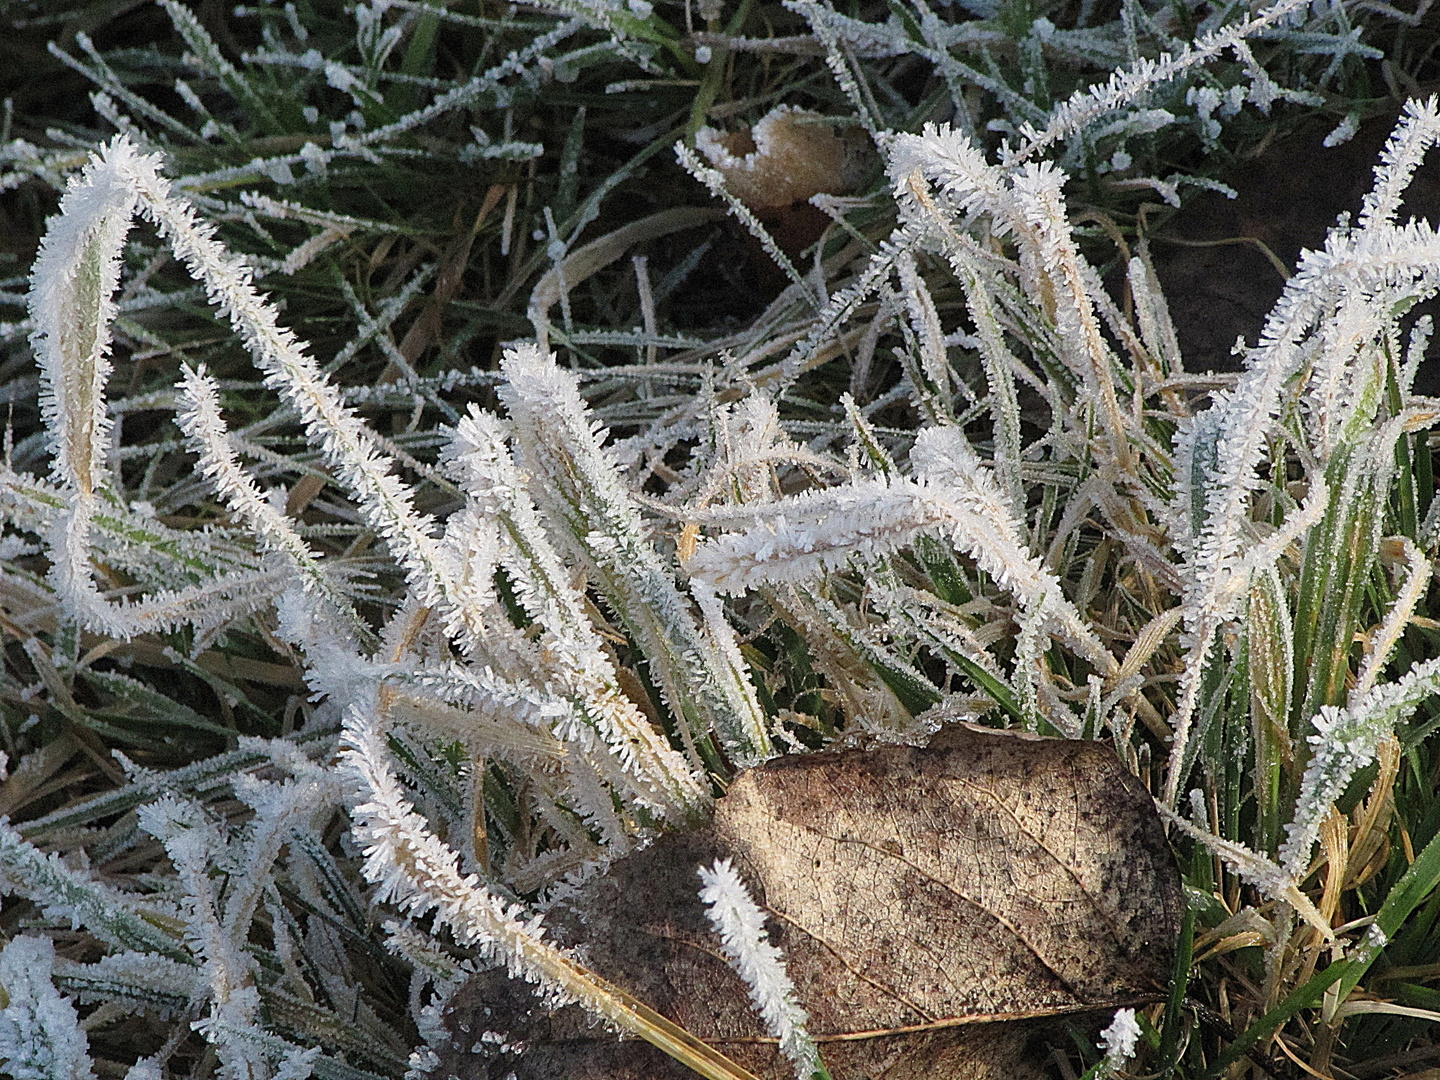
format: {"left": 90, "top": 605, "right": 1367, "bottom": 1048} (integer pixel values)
{"left": 4, "top": 3, "right": 1440, "bottom": 1076}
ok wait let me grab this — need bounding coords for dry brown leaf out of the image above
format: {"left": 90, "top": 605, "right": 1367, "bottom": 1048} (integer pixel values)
{"left": 431, "top": 724, "right": 1181, "bottom": 1079}
{"left": 694, "top": 106, "right": 869, "bottom": 210}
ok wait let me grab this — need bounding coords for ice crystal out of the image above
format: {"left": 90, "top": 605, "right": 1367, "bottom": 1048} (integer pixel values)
{"left": 1098, "top": 1007, "right": 1141, "bottom": 1076}
{"left": 0, "top": 937, "right": 96, "bottom": 1080}
{"left": 698, "top": 858, "right": 820, "bottom": 1080}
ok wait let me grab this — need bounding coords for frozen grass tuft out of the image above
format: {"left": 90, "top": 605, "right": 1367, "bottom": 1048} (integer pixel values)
{"left": 2, "top": 0, "right": 1440, "bottom": 1076}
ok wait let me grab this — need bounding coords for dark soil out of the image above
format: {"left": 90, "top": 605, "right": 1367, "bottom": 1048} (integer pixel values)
{"left": 1150, "top": 103, "right": 1440, "bottom": 394}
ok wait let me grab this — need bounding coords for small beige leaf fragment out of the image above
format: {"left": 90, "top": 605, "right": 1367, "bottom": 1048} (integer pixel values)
{"left": 695, "top": 106, "right": 867, "bottom": 210}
